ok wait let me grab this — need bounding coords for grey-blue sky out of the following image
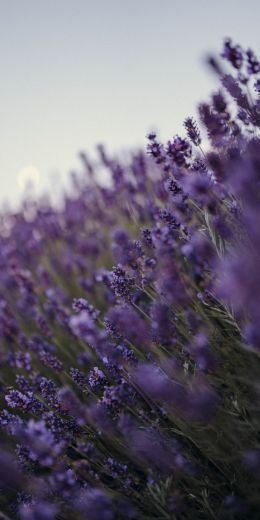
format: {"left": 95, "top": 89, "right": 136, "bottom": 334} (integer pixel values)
{"left": 0, "top": 0, "right": 259, "bottom": 205}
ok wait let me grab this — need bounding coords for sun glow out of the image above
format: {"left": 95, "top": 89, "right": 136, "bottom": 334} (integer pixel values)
{"left": 17, "top": 166, "right": 41, "bottom": 191}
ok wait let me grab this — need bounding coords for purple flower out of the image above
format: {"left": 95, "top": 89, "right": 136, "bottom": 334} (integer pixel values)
{"left": 0, "top": 409, "right": 23, "bottom": 435}
{"left": 88, "top": 366, "right": 107, "bottom": 391}
{"left": 150, "top": 302, "right": 176, "bottom": 346}
{"left": 70, "top": 368, "right": 89, "bottom": 393}
{"left": 127, "top": 426, "right": 177, "bottom": 474}
{"left": 222, "top": 74, "right": 250, "bottom": 111}
{"left": 107, "top": 305, "right": 150, "bottom": 348}
{"left": 110, "top": 265, "right": 135, "bottom": 301}
{"left": 133, "top": 363, "right": 186, "bottom": 410}
{"left": 38, "top": 350, "right": 63, "bottom": 372}
{"left": 184, "top": 117, "right": 201, "bottom": 146}
{"left": 246, "top": 48, "right": 260, "bottom": 75}
{"left": 0, "top": 448, "right": 24, "bottom": 490}
{"left": 147, "top": 133, "right": 166, "bottom": 164}
{"left": 75, "top": 488, "right": 114, "bottom": 520}
{"left": 222, "top": 38, "right": 243, "bottom": 69}
{"left": 58, "top": 386, "right": 86, "bottom": 425}
{"left": 0, "top": 36, "right": 260, "bottom": 520}
{"left": 10, "top": 351, "right": 32, "bottom": 372}
{"left": 100, "top": 382, "right": 133, "bottom": 417}
{"left": 5, "top": 390, "right": 43, "bottom": 415}
{"left": 166, "top": 136, "right": 192, "bottom": 167}
{"left": 17, "top": 419, "right": 64, "bottom": 467}
{"left": 19, "top": 501, "right": 58, "bottom": 520}
{"left": 72, "top": 298, "right": 100, "bottom": 320}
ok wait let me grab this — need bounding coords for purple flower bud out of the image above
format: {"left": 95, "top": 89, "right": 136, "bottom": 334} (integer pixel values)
{"left": 88, "top": 366, "right": 107, "bottom": 391}
{"left": 222, "top": 38, "right": 243, "bottom": 70}
{"left": 70, "top": 368, "right": 89, "bottom": 393}
{"left": 10, "top": 351, "right": 32, "bottom": 372}
{"left": 110, "top": 265, "right": 135, "bottom": 301}
{"left": 246, "top": 48, "right": 260, "bottom": 75}
{"left": 72, "top": 298, "right": 100, "bottom": 320}
{"left": 38, "top": 351, "right": 63, "bottom": 372}
{"left": 184, "top": 117, "right": 201, "bottom": 146}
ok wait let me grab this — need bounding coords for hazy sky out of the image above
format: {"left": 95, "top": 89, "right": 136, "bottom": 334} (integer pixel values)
{"left": 1, "top": 0, "right": 260, "bottom": 206}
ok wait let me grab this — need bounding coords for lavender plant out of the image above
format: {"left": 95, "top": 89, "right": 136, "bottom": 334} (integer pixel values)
{"left": 0, "top": 38, "right": 260, "bottom": 519}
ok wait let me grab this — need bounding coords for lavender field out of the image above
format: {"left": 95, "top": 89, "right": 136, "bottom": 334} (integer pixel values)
{"left": 1, "top": 39, "right": 260, "bottom": 519}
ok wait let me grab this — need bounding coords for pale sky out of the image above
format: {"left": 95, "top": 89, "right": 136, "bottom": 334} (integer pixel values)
{"left": 0, "top": 0, "right": 260, "bottom": 206}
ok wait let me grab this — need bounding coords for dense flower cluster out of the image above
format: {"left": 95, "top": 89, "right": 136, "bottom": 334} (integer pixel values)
{"left": 0, "top": 39, "right": 260, "bottom": 519}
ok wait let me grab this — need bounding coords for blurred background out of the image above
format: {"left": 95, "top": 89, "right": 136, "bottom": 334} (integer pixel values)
{"left": 0, "top": 0, "right": 259, "bottom": 206}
